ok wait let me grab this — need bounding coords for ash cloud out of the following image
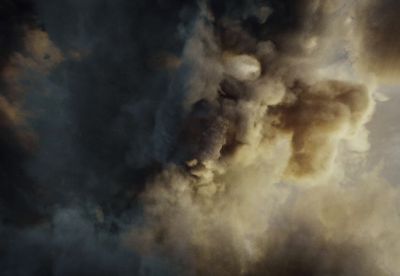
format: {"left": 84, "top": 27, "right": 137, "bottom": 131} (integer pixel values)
{"left": 0, "top": 0, "right": 399, "bottom": 276}
{"left": 127, "top": 1, "right": 396, "bottom": 275}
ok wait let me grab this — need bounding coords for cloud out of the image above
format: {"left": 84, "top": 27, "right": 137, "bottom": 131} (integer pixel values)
{"left": 0, "top": 1, "right": 399, "bottom": 275}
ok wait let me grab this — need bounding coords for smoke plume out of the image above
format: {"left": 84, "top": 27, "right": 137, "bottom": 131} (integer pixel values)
{"left": 0, "top": 0, "right": 399, "bottom": 275}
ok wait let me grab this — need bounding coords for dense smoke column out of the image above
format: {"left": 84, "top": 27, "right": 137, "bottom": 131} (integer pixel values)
{"left": 154, "top": 0, "right": 371, "bottom": 184}
{"left": 131, "top": 1, "right": 384, "bottom": 275}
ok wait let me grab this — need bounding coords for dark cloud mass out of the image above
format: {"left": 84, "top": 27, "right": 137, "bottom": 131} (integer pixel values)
{"left": 0, "top": 0, "right": 399, "bottom": 275}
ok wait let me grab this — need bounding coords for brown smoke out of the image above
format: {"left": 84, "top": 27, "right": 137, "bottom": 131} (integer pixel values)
{"left": 120, "top": 1, "right": 398, "bottom": 275}
{"left": 121, "top": 1, "right": 400, "bottom": 275}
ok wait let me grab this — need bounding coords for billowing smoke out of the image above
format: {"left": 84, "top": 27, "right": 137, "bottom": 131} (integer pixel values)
{"left": 0, "top": 0, "right": 399, "bottom": 275}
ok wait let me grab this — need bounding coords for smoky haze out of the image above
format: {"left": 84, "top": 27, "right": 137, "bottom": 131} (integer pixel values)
{"left": 0, "top": 0, "right": 399, "bottom": 275}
